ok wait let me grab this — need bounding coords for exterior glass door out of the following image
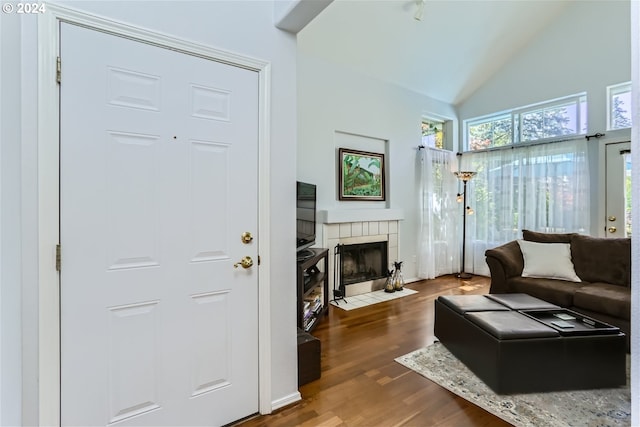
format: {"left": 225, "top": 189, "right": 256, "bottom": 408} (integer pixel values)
{"left": 605, "top": 141, "right": 631, "bottom": 237}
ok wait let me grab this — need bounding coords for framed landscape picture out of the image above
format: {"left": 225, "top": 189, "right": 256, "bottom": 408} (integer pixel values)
{"left": 338, "top": 148, "right": 385, "bottom": 201}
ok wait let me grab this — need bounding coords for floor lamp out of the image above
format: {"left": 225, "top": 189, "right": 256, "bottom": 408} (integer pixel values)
{"left": 455, "top": 171, "right": 476, "bottom": 279}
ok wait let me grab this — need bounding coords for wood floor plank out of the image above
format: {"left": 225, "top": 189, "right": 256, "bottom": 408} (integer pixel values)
{"left": 237, "top": 275, "right": 512, "bottom": 427}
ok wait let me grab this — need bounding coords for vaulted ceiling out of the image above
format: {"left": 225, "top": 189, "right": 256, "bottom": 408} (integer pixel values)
{"left": 298, "top": 0, "right": 573, "bottom": 106}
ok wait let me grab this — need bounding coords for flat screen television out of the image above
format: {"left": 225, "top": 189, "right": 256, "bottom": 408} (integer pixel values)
{"left": 296, "top": 181, "right": 317, "bottom": 254}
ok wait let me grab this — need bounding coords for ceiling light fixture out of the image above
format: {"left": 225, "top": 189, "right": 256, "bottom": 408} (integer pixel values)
{"left": 414, "top": 0, "right": 425, "bottom": 21}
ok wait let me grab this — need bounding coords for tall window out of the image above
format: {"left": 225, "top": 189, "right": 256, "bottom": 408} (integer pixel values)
{"left": 421, "top": 118, "right": 444, "bottom": 149}
{"left": 464, "top": 139, "right": 590, "bottom": 275}
{"left": 417, "top": 148, "right": 459, "bottom": 279}
{"left": 465, "top": 94, "right": 587, "bottom": 151}
{"left": 607, "top": 82, "right": 632, "bottom": 130}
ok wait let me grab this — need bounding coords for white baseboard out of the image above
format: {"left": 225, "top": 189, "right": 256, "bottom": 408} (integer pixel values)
{"left": 270, "top": 391, "right": 302, "bottom": 412}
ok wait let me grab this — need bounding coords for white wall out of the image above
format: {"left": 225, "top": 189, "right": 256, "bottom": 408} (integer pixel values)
{"left": 297, "top": 53, "right": 457, "bottom": 281}
{"left": 457, "top": 0, "right": 632, "bottom": 237}
{"left": 2, "top": 1, "right": 299, "bottom": 424}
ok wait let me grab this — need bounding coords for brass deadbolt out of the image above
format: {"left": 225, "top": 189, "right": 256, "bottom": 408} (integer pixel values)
{"left": 241, "top": 232, "right": 254, "bottom": 244}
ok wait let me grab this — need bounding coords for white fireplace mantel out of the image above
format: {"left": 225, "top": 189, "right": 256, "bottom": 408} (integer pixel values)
{"left": 318, "top": 208, "right": 404, "bottom": 224}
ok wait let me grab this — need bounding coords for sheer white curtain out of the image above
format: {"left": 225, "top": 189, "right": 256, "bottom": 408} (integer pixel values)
{"left": 417, "top": 148, "right": 460, "bottom": 279}
{"left": 465, "top": 139, "right": 591, "bottom": 275}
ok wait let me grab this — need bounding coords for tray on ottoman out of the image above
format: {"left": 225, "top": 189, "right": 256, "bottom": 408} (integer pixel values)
{"left": 520, "top": 308, "right": 621, "bottom": 336}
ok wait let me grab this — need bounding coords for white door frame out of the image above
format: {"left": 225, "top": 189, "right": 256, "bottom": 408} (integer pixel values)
{"left": 36, "top": 4, "right": 272, "bottom": 425}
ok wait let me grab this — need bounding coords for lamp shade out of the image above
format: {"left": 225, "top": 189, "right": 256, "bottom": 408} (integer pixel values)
{"left": 455, "top": 171, "right": 476, "bottom": 182}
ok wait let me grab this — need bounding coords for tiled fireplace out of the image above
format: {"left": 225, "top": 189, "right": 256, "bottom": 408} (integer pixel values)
{"left": 320, "top": 209, "right": 403, "bottom": 297}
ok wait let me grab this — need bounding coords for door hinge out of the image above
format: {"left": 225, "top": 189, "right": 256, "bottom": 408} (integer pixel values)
{"left": 56, "top": 244, "right": 61, "bottom": 271}
{"left": 56, "top": 56, "right": 61, "bottom": 84}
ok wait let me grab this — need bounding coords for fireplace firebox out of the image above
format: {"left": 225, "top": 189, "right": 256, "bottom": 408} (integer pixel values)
{"left": 335, "top": 241, "right": 388, "bottom": 300}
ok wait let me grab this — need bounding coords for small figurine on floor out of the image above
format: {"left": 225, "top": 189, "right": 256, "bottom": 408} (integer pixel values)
{"left": 392, "top": 261, "right": 404, "bottom": 291}
{"left": 384, "top": 269, "right": 395, "bottom": 293}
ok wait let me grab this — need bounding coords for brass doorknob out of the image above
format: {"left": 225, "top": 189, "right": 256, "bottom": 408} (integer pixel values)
{"left": 608, "top": 226, "right": 617, "bottom": 233}
{"left": 234, "top": 256, "right": 253, "bottom": 269}
{"left": 608, "top": 215, "right": 617, "bottom": 222}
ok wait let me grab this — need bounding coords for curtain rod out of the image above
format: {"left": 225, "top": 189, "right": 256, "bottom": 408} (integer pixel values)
{"left": 417, "top": 145, "right": 452, "bottom": 153}
{"left": 459, "top": 133, "right": 601, "bottom": 155}
{"left": 419, "top": 132, "right": 603, "bottom": 154}
{"left": 585, "top": 132, "right": 605, "bottom": 141}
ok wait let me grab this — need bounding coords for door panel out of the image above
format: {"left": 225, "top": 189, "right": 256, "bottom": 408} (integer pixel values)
{"left": 605, "top": 142, "right": 631, "bottom": 237}
{"left": 60, "top": 23, "right": 259, "bottom": 426}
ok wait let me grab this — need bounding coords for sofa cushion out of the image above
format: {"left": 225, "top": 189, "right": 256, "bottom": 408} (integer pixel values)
{"left": 573, "top": 283, "right": 631, "bottom": 320}
{"left": 570, "top": 235, "right": 631, "bottom": 286}
{"left": 517, "top": 240, "right": 581, "bottom": 282}
{"left": 522, "top": 230, "right": 575, "bottom": 243}
{"left": 508, "top": 277, "right": 585, "bottom": 307}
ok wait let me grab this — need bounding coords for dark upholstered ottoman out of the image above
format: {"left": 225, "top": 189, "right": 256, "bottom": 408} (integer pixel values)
{"left": 434, "top": 294, "right": 626, "bottom": 394}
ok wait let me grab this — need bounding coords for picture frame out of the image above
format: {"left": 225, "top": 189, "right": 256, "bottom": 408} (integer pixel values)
{"left": 338, "top": 148, "right": 385, "bottom": 201}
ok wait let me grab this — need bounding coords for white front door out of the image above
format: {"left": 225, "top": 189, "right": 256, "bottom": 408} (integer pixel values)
{"left": 60, "top": 23, "right": 259, "bottom": 426}
{"left": 605, "top": 141, "right": 631, "bottom": 237}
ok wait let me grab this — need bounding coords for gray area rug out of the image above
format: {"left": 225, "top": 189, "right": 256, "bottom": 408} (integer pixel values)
{"left": 395, "top": 342, "right": 631, "bottom": 427}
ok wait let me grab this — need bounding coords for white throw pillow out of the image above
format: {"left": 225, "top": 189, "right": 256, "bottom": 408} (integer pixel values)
{"left": 517, "top": 240, "right": 581, "bottom": 282}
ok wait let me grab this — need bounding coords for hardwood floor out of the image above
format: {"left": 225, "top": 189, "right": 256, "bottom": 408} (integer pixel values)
{"left": 238, "top": 275, "right": 512, "bottom": 427}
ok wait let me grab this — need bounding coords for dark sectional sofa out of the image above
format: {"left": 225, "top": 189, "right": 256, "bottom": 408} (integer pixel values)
{"left": 485, "top": 230, "right": 631, "bottom": 350}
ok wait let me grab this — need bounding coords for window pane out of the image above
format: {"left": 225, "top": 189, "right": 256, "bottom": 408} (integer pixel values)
{"left": 421, "top": 119, "right": 444, "bottom": 149}
{"left": 521, "top": 102, "right": 576, "bottom": 142}
{"left": 492, "top": 117, "right": 512, "bottom": 147}
{"left": 521, "top": 110, "right": 544, "bottom": 141}
{"left": 608, "top": 82, "right": 632, "bottom": 130}
{"left": 468, "top": 115, "right": 512, "bottom": 150}
{"left": 612, "top": 91, "right": 632, "bottom": 129}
